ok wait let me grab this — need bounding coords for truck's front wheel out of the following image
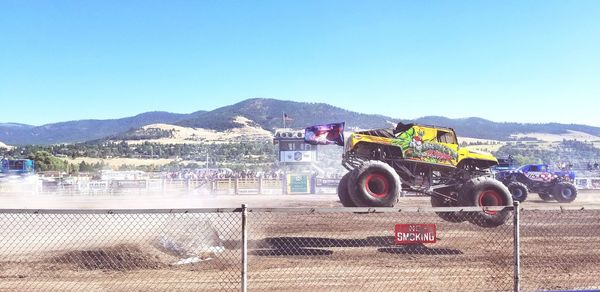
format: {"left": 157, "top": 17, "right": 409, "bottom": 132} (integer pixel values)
{"left": 348, "top": 161, "right": 400, "bottom": 207}
{"left": 552, "top": 182, "right": 578, "bottom": 203}
{"left": 458, "top": 177, "right": 513, "bottom": 228}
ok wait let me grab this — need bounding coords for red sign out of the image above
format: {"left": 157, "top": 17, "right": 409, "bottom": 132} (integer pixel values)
{"left": 394, "top": 224, "right": 437, "bottom": 244}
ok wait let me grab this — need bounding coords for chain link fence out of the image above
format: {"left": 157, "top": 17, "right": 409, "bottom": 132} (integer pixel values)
{"left": 520, "top": 207, "right": 600, "bottom": 291}
{"left": 0, "top": 206, "right": 599, "bottom": 291}
{"left": 0, "top": 209, "right": 243, "bottom": 291}
{"left": 246, "top": 208, "right": 514, "bottom": 292}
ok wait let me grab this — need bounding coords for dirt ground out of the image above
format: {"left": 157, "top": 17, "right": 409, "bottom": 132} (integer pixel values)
{"left": 3, "top": 189, "right": 600, "bottom": 209}
{"left": 0, "top": 191, "right": 599, "bottom": 291}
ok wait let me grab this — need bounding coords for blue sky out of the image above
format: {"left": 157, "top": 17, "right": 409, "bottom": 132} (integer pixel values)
{"left": 1, "top": 1, "right": 599, "bottom": 126}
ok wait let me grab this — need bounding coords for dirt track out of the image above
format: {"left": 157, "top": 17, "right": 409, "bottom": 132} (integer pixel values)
{"left": 0, "top": 191, "right": 599, "bottom": 291}
{"left": 2, "top": 189, "right": 600, "bottom": 209}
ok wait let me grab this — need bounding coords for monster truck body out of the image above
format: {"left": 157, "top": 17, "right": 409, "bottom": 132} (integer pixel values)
{"left": 338, "top": 123, "right": 513, "bottom": 228}
{"left": 495, "top": 164, "right": 577, "bottom": 203}
{"left": 493, "top": 158, "right": 517, "bottom": 172}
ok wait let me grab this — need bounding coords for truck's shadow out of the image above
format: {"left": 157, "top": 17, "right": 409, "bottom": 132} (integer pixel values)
{"left": 230, "top": 236, "right": 462, "bottom": 257}
{"left": 378, "top": 245, "right": 461, "bottom": 255}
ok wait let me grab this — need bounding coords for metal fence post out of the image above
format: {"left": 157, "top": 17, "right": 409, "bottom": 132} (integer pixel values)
{"left": 241, "top": 204, "right": 248, "bottom": 292}
{"left": 513, "top": 201, "right": 521, "bottom": 292}
{"left": 281, "top": 175, "right": 287, "bottom": 195}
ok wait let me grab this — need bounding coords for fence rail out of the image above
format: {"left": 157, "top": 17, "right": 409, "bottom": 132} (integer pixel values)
{"left": 5, "top": 176, "right": 600, "bottom": 196}
{"left": 0, "top": 205, "right": 599, "bottom": 291}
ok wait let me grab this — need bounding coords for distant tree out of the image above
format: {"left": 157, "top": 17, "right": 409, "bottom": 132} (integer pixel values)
{"left": 27, "top": 151, "right": 68, "bottom": 172}
{"left": 79, "top": 161, "right": 91, "bottom": 172}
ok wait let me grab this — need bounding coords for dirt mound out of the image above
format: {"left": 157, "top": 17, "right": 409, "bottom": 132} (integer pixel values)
{"left": 48, "top": 243, "right": 167, "bottom": 271}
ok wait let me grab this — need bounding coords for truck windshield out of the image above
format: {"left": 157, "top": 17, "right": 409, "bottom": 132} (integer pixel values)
{"left": 437, "top": 131, "right": 457, "bottom": 144}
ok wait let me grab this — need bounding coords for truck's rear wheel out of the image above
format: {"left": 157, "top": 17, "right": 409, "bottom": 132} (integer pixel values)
{"left": 458, "top": 177, "right": 513, "bottom": 228}
{"left": 348, "top": 161, "right": 400, "bottom": 207}
{"left": 337, "top": 172, "right": 356, "bottom": 207}
{"left": 431, "top": 191, "right": 466, "bottom": 223}
{"left": 507, "top": 182, "right": 528, "bottom": 202}
{"left": 552, "top": 182, "right": 578, "bottom": 203}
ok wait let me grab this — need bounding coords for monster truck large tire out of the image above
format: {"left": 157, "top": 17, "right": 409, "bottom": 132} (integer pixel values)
{"left": 431, "top": 191, "right": 467, "bottom": 223}
{"left": 337, "top": 172, "right": 356, "bottom": 207}
{"left": 507, "top": 182, "right": 528, "bottom": 202}
{"left": 538, "top": 192, "right": 554, "bottom": 201}
{"left": 458, "top": 177, "right": 513, "bottom": 228}
{"left": 348, "top": 161, "right": 400, "bottom": 207}
{"left": 552, "top": 182, "right": 578, "bottom": 203}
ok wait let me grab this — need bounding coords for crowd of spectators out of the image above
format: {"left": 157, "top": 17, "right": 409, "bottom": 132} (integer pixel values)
{"left": 162, "top": 168, "right": 285, "bottom": 180}
{"left": 587, "top": 162, "right": 600, "bottom": 171}
{"left": 161, "top": 167, "right": 348, "bottom": 181}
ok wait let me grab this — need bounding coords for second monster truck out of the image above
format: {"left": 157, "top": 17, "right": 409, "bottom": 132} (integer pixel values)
{"left": 338, "top": 123, "right": 513, "bottom": 228}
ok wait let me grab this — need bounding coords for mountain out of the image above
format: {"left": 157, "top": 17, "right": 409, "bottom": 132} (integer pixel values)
{"left": 0, "top": 111, "right": 202, "bottom": 145}
{"left": 409, "top": 116, "right": 600, "bottom": 140}
{"left": 2, "top": 98, "right": 600, "bottom": 145}
{"left": 105, "top": 118, "right": 273, "bottom": 144}
{"left": 176, "top": 98, "right": 396, "bottom": 131}
{"left": 175, "top": 99, "right": 600, "bottom": 140}
{"left": 0, "top": 123, "right": 35, "bottom": 129}
{"left": 0, "top": 123, "right": 35, "bottom": 146}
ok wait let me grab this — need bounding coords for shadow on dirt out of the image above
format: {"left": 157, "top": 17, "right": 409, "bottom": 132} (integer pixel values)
{"left": 223, "top": 236, "right": 394, "bottom": 250}
{"left": 252, "top": 236, "right": 395, "bottom": 248}
{"left": 247, "top": 236, "right": 392, "bottom": 257}
{"left": 250, "top": 248, "right": 334, "bottom": 256}
{"left": 378, "top": 245, "right": 462, "bottom": 255}
{"left": 243, "top": 236, "right": 462, "bottom": 257}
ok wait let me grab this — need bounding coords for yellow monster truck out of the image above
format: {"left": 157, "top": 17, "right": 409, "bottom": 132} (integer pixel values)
{"left": 338, "top": 123, "right": 513, "bottom": 228}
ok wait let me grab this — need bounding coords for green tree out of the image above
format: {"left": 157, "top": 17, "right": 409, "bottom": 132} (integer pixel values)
{"left": 27, "top": 151, "right": 68, "bottom": 172}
